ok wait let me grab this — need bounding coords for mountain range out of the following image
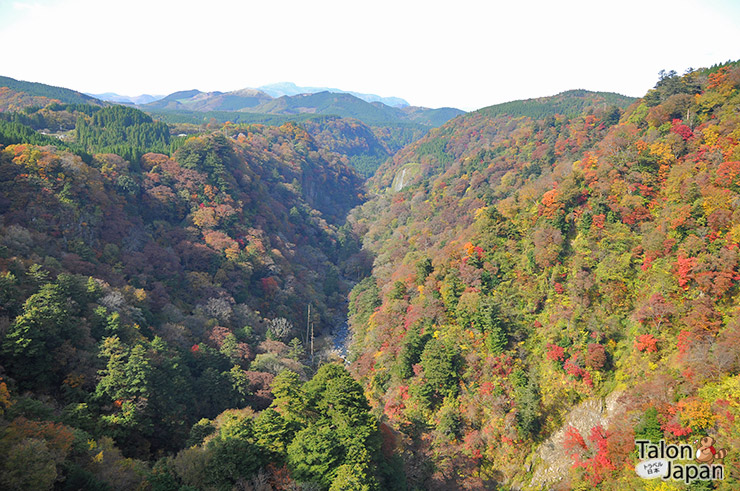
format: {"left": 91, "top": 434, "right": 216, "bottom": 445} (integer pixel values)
{"left": 258, "top": 82, "right": 410, "bottom": 108}
{"left": 85, "top": 82, "right": 461, "bottom": 127}
{"left": 91, "top": 81, "right": 410, "bottom": 109}
{"left": 141, "top": 87, "right": 463, "bottom": 127}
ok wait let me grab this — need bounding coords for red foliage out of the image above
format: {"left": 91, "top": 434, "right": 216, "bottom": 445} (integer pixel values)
{"left": 6, "top": 417, "right": 75, "bottom": 454}
{"left": 563, "top": 424, "right": 615, "bottom": 484}
{"left": 634, "top": 334, "right": 658, "bottom": 353}
{"left": 553, "top": 282, "right": 565, "bottom": 294}
{"left": 708, "top": 67, "right": 729, "bottom": 89}
{"left": 676, "top": 330, "right": 694, "bottom": 356}
{"left": 463, "top": 429, "right": 484, "bottom": 460}
{"left": 660, "top": 405, "right": 693, "bottom": 437}
{"left": 266, "top": 463, "right": 294, "bottom": 490}
{"left": 585, "top": 343, "right": 607, "bottom": 370}
{"left": 675, "top": 254, "right": 697, "bottom": 289}
{"left": 580, "top": 425, "right": 616, "bottom": 484}
{"left": 563, "top": 426, "right": 587, "bottom": 455}
{"left": 546, "top": 343, "right": 566, "bottom": 362}
{"left": 564, "top": 355, "right": 583, "bottom": 377}
{"left": 683, "top": 297, "right": 723, "bottom": 333}
{"left": 591, "top": 213, "right": 606, "bottom": 229}
{"left": 260, "top": 276, "right": 280, "bottom": 295}
{"left": 634, "top": 293, "right": 675, "bottom": 328}
{"left": 208, "top": 326, "right": 233, "bottom": 348}
{"left": 479, "top": 381, "right": 495, "bottom": 395}
{"left": 715, "top": 161, "right": 740, "bottom": 187}
{"left": 539, "top": 188, "right": 562, "bottom": 219}
{"left": 671, "top": 119, "right": 693, "bottom": 140}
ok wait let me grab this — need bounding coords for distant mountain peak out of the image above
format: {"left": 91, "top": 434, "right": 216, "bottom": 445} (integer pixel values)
{"left": 88, "top": 92, "right": 165, "bottom": 105}
{"left": 258, "top": 82, "right": 410, "bottom": 108}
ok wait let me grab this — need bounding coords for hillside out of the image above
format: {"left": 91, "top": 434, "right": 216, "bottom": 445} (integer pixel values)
{"left": 370, "top": 89, "right": 636, "bottom": 191}
{"left": 0, "top": 103, "right": 404, "bottom": 488}
{"left": 0, "top": 75, "right": 101, "bottom": 111}
{"left": 144, "top": 88, "right": 273, "bottom": 112}
{"left": 346, "top": 63, "right": 740, "bottom": 489}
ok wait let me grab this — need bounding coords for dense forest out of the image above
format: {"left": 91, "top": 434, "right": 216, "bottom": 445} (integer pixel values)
{"left": 1, "top": 61, "right": 740, "bottom": 490}
{"left": 346, "top": 61, "right": 740, "bottom": 489}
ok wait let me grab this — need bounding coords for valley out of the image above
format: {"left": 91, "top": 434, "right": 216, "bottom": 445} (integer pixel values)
{"left": 1, "top": 61, "right": 740, "bottom": 490}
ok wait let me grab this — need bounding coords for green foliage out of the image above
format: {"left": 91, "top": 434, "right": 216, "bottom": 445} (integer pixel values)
{"left": 398, "top": 324, "right": 429, "bottom": 379}
{"left": 205, "top": 436, "right": 263, "bottom": 489}
{"left": 479, "top": 89, "right": 635, "bottom": 119}
{"left": 2, "top": 282, "right": 72, "bottom": 388}
{"left": 634, "top": 406, "right": 663, "bottom": 443}
{"left": 389, "top": 280, "right": 406, "bottom": 300}
{"left": 420, "top": 338, "right": 461, "bottom": 407}
{"left": 415, "top": 257, "right": 433, "bottom": 284}
{"left": 186, "top": 419, "right": 215, "bottom": 447}
{"left": 0, "top": 438, "right": 58, "bottom": 490}
{"left": 513, "top": 373, "right": 541, "bottom": 438}
{"left": 643, "top": 69, "right": 702, "bottom": 106}
{"left": 76, "top": 106, "right": 171, "bottom": 163}
{"left": 288, "top": 424, "right": 343, "bottom": 487}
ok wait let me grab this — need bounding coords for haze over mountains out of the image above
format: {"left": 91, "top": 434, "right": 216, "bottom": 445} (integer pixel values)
{"left": 92, "top": 82, "right": 410, "bottom": 109}
{"left": 258, "top": 82, "right": 410, "bottom": 108}
{"left": 84, "top": 80, "right": 464, "bottom": 128}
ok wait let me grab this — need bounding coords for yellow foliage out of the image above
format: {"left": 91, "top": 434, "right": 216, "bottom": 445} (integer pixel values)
{"left": 464, "top": 242, "right": 475, "bottom": 256}
{"left": 134, "top": 288, "right": 146, "bottom": 303}
{"left": 698, "top": 375, "right": 740, "bottom": 409}
{"left": 703, "top": 126, "right": 720, "bottom": 147}
{"left": 645, "top": 480, "right": 682, "bottom": 491}
{"left": 702, "top": 188, "right": 731, "bottom": 217}
{"left": 224, "top": 245, "right": 240, "bottom": 261}
{"left": 678, "top": 397, "right": 715, "bottom": 431}
{"left": 0, "top": 378, "right": 12, "bottom": 414}
{"left": 63, "top": 373, "right": 85, "bottom": 389}
{"left": 93, "top": 451, "right": 104, "bottom": 463}
{"left": 730, "top": 223, "right": 740, "bottom": 244}
{"left": 649, "top": 141, "right": 674, "bottom": 165}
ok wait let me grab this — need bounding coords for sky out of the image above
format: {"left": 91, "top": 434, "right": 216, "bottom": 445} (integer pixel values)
{"left": 0, "top": 0, "right": 739, "bottom": 111}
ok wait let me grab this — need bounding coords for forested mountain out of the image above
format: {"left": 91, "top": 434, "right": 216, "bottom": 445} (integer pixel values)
{"left": 2, "top": 61, "right": 740, "bottom": 490}
{"left": 0, "top": 99, "right": 403, "bottom": 488}
{"left": 0, "top": 75, "right": 101, "bottom": 111}
{"left": 144, "top": 89, "right": 273, "bottom": 112}
{"left": 346, "top": 62, "right": 740, "bottom": 488}
{"left": 143, "top": 88, "right": 464, "bottom": 128}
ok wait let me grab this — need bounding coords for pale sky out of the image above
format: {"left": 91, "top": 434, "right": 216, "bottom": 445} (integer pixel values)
{"left": 1, "top": 0, "right": 739, "bottom": 111}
